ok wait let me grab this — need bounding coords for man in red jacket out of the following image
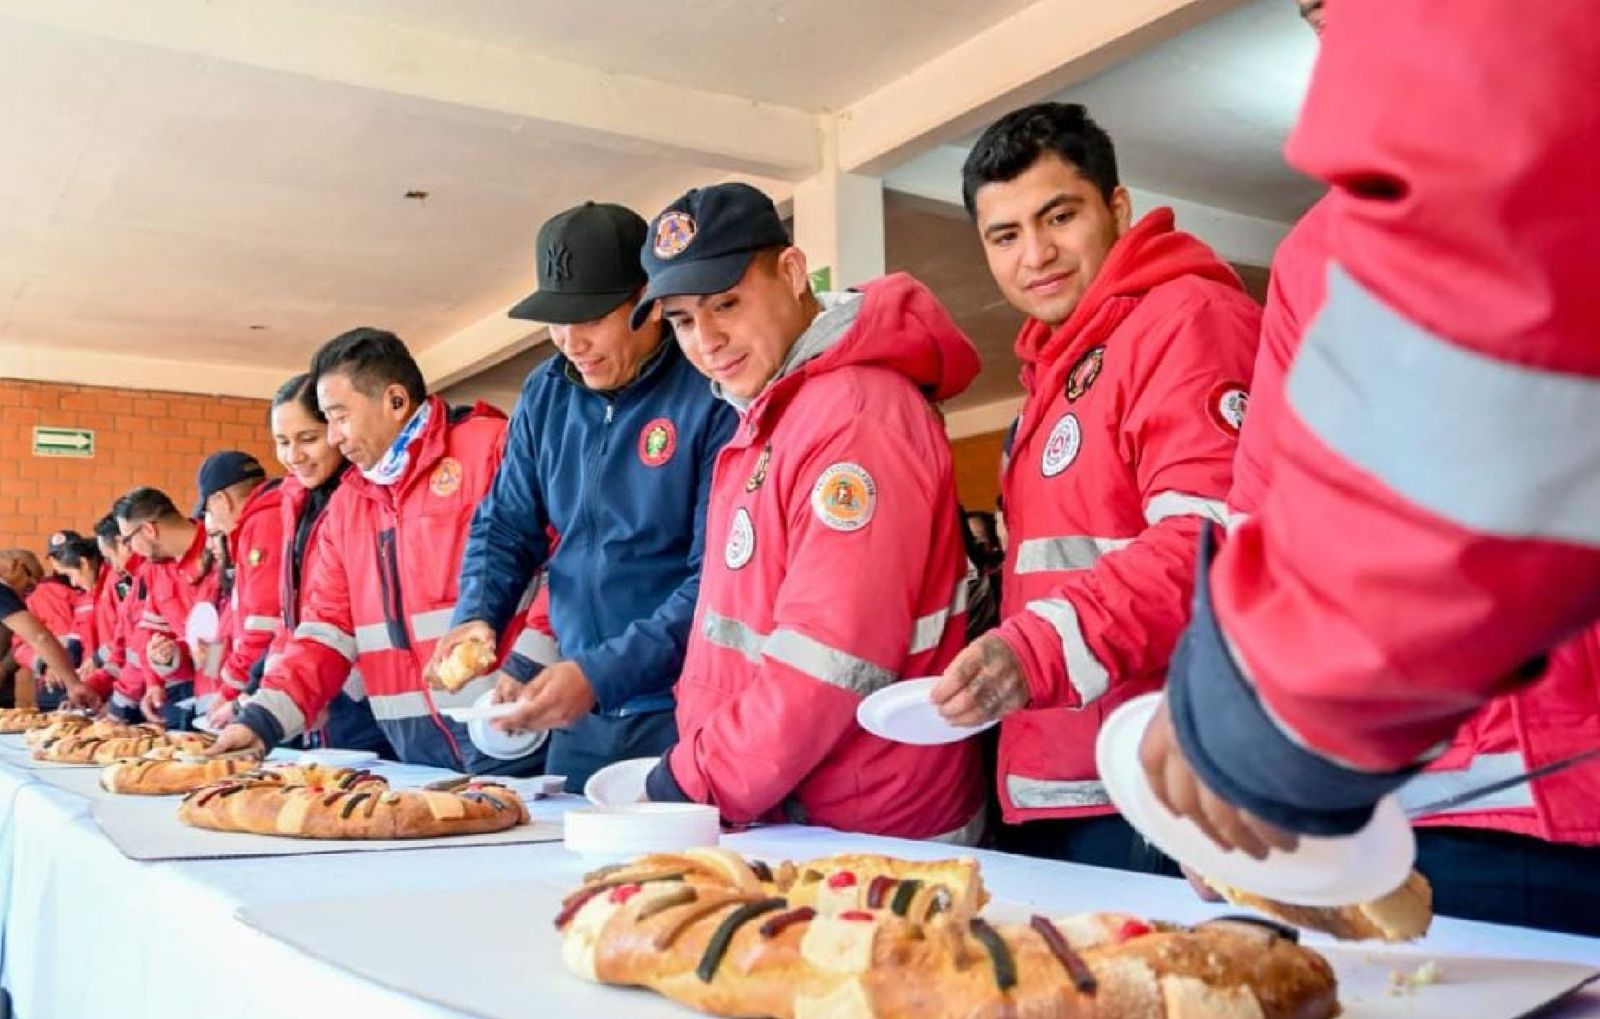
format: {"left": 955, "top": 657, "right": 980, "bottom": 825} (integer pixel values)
{"left": 931, "top": 103, "right": 1261, "bottom": 869}
{"left": 1147, "top": 0, "right": 1600, "bottom": 935}
{"left": 635, "top": 182, "right": 985, "bottom": 842}
{"left": 115, "top": 487, "right": 206, "bottom": 726}
{"left": 207, "top": 329, "right": 544, "bottom": 774}
{"left": 194, "top": 451, "right": 284, "bottom": 715}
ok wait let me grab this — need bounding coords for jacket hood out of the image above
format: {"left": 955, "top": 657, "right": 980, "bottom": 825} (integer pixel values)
{"left": 741, "top": 272, "right": 978, "bottom": 412}
{"left": 1016, "top": 208, "right": 1245, "bottom": 367}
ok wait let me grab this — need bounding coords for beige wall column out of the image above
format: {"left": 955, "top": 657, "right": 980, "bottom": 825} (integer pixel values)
{"left": 791, "top": 120, "right": 886, "bottom": 291}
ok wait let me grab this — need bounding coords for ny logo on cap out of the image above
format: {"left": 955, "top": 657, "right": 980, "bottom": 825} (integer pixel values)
{"left": 544, "top": 243, "right": 573, "bottom": 283}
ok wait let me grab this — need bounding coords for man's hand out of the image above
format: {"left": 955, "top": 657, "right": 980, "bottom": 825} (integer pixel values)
{"left": 424, "top": 620, "right": 496, "bottom": 688}
{"left": 206, "top": 699, "right": 238, "bottom": 731}
{"left": 140, "top": 683, "right": 166, "bottom": 723}
{"left": 494, "top": 661, "right": 596, "bottom": 734}
{"left": 204, "top": 723, "right": 267, "bottom": 757}
{"left": 1138, "top": 694, "right": 1298, "bottom": 860}
{"left": 147, "top": 634, "right": 178, "bottom": 669}
{"left": 931, "top": 633, "right": 1030, "bottom": 727}
{"left": 39, "top": 667, "right": 67, "bottom": 693}
{"left": 64, "top": 681, "right": 102, "bottom": 712}
{"left": 488, "top": 670, "right": 523, "bottom": 705}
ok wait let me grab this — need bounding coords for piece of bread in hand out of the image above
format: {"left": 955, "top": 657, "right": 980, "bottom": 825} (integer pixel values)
{"left": 1210, "top": 869, "right": 1433, "bottom": 942}
{"left": 433, "top": 636, "right": 497, "bottom": 692}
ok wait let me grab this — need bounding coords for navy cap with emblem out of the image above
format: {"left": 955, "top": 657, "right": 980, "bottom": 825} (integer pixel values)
{"left": 632, "top": 183, "right": 791, "bottom": 330}
{"left": 509, "top": 202, "right": 650, "bottom": 325}
{"left": 194, "top": 450, "right": 268, "bottom": 517}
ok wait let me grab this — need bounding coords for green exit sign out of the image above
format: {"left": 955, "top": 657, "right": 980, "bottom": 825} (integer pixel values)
{"left": 809, "top": 266, "right": 832, "bottom": 292}
{"left": 33, "top": 426, "right": 95, "bottom": 459}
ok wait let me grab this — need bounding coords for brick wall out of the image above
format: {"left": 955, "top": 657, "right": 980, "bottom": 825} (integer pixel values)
{"left": 0, "top": 380, "right": 276, "bottom": 554}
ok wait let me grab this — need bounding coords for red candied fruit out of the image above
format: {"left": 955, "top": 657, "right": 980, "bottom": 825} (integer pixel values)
{"left": 826, "top": 871, "right": 858, "bottom": 889}
{"left": 608, "top": 883, "right": 643, "bottom": 904}
{"left": 839, "top": 910, "right": 875, "bottom": 923}
{"left": 1117, "top": 920, "right": 1154, "bottom": 942}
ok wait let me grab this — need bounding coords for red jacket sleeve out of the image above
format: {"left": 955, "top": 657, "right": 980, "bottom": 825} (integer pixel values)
{"left": 139, "top": 567, "right": 197, "bottom": 685}
{"left": 248, "top": 505, "right": 356, "bottom": 741}
{"left": 218, "top": 511, "right": 284, "bottom": 698}
{"left": 1000, "top": 295, "right": 1258, "bottom": 709}
{"left": 16, "top": 583, "right": 78, "bottom": 672}
{"left": 665, "top": 419, "right": 947, "bottom": 824}
{"left": 1169, "top": 0, "right": 1600, "bottom": 835}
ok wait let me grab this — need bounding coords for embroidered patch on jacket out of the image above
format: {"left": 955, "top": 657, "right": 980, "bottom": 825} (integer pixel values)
{"left": 1040, "top": 413, "right": 1081, "bottom": 478}
{"left": 1065, "top": 346, "right": 1105, "bottom": 402}
{"left": 745, "top": 444, "right": 772, "bottom": 493}
{"left": 653, "top": 212, "right": 696, "bottom": 259}
{"left": 724, "top": 507, "right": 756, "bottom": 570}
{"left": 811, "top": 462, "right": 876, "bottom": 532}
{"left": 247, "top": 548, "right": 264, "bottom": 567}
{"left": 1206, "top": 382, "right": 1250, "bottom": 438}
{"left": 429, "top": 457, "right": 463, "bottom": 497}
{"left": 638, "top": 418, "right": 678, "bottom": 467}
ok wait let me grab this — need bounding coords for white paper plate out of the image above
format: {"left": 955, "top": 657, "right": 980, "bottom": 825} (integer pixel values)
{"left": 564, "top": 803, "right": 720, "bottom": 858}
{"left": 855, "top": 677, "right": 997, "bottom": 746}
{"left": 584, "top": 757, "right": 659, "bottom": 807}
{"left": 185, "top": 602, "right": 220, "bottom": 644}
{"left": 190, "top": 714, "right": 219, "bottom": 734}
{"left": 452, "top": 690, "right": 546, "bottom": 762}
{"left": 298, "top": 749, "right": 381, "bottom": 770}
{"left": 1096, "top": 693, "right": 1416, "bottom": 907}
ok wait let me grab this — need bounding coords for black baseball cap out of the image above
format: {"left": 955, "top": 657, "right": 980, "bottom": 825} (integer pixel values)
{"left": 195, "top": 451, "right": 267, "bottom": 516}
{"left": 509, "top": 202, "right": 649, "bottom": 325}
{"left": 632, "top": 183, "right": 790, "bottom": 330}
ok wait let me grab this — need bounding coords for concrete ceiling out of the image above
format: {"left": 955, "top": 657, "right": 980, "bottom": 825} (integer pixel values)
{"left": 314, "top": 0, "right": 1043, "bottom": 111}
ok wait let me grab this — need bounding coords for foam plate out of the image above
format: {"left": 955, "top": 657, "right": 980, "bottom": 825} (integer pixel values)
{"left": 564, "top": 803, "right": 720, "bottom": 858}
{"left": 298, "top": 749, "right": 381, "bottom": 770}
{"left": 583, "top": 757, "right": 659, "bottom": 807}
{"left": 1096, "top": 693, "right": 1416, "bottom": 907}
{"left": 855, "top": 677, "right": 997, "bottom": 746}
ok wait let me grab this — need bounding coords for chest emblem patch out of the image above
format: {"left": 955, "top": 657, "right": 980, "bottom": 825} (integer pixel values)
{"left": 1065, "top": 346, "right": 1105, "bottom": 402}
{"left": 429, "top": 457, "right": 463, "bottom": 497}
{"left": 639, "top": 418, "right": 678, "bottom": 467}
{"left": 811, "top": 462, "right": 876, "bottom": 532}
{"left": 1040, "top": 413, "right": 1082, "bottom": 478}
{"left": 725, "top": 507, "right": 756, "bottom": 570}
{"left": 1207, "top": 383, "right": 1250, "bottom": 438}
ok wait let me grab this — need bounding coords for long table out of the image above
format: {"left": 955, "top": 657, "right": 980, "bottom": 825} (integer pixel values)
{"left": 1, "top": 754, "right": 1596, "bottom": 1019}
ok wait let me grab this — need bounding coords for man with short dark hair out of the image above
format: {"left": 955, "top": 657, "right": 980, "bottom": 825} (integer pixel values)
{"left": 194, "top": 450, "right": 284, "bottom": 717}
{"left": 0, "top": 549, "right": 96, "bottom": 710}
{"left": 432, "top": 201, "right": 735, "bottom": 791}
{"left": 635, "top": 182, "right": 986, "bottom": 841}
{"left": 208, "top": 329, "right": 544, "bottom": 774}
{"left": 930, "top": 102, "right": 1261, "bottom": 870}
{"left": 116, "top": 487, "right": 206, "bottom": 726}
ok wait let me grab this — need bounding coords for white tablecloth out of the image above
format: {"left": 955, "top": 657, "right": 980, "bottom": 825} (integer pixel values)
{"left": 1, "top": 755, "right": 1596, "bottom": 1019}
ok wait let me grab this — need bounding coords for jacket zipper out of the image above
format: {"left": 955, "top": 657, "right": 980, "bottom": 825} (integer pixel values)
{"left": 386, "top": 486, "right": 466, "bottom": 771}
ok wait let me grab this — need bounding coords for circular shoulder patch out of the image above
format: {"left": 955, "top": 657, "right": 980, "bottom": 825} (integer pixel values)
{"left": 429, "top": 456, "right": 463, "bottom": 497}
{"left": 1040, "top": 413, "right": 1081, "bottom": 478}
{"left": 638, "top": 417, "right": 677, "bottom": 467}
{"left": 724, "top": 507, "right": 755, "bottom": 570}
{"left": 1207, "top": 383, "right": 1250, "bottom": 437}
{"left": 653, "top": 211, "right": 696, "bottom": 259}
{"left": 810, "top": 462, "right": 876, "bottom": 532}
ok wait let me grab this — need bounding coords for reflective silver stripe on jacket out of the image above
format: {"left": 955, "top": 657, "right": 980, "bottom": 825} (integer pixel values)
{"left": 252, "top": 688, "right": 309, "bottom": 741}
{"left": 1143, "top": 491, "right": 1230, "bottom": 528}
{"left": 367, "top": 674, "right": 493, "bottom": 722}
{"left": 353, "top": 622, "right": 394, "bottom": 654}
{"left": 220, "top": 664, "right": 250, "bottom": 691}
{"left": 513, "top": 628, "right": 560, "bottom": 664}
{"left": 1289, "top": 264, "right": 1600, "bottom": 546}
{"left": 410, "top": 607, "right": 456, "bottom": 642}
{"left": 1014, "top": 535, "right": 1134, "bottom": 574}
{"left": 243, "top": 615, "right": 280, "bottom": 633}
{"left": 296, "top": 621, "right": 357, "bottom": 662}
{"left": 908, "top": 579, "right": 972, "bottom": 656}
{"left": 701, "top": 612, "right": 897, "bottom": 696}
{"left": 1398, "top": 751, "right": 1536, "bottom": 815}
{"left": 1005, "top": 774, "right": 1112, "bottom": 810}
{"left": 1023, "top": 597, "right": 1111, "bottom": 705}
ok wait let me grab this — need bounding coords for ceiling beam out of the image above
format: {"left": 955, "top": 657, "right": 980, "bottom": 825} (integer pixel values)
{"left": 886, "top": 145, "right": 1290, "bottom": 267}
{"left": 416, "top": 317, "right": 548, "bottom": 394}
{"left": 0, "top": 344, "right": 291, "bottom": 400}
{"left": 838, "top": 0, "right": 1245, "bottom": 176}
{"left": 0, "top": 0, "right": 822, "bottom": 180}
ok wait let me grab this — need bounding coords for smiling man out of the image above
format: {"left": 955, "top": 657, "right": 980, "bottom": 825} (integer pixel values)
{"left": 930, "top": 102, "right": 1261, "bottom": 871}
{"left": 433, "top": 201, "right": 735, "bottom": 791}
